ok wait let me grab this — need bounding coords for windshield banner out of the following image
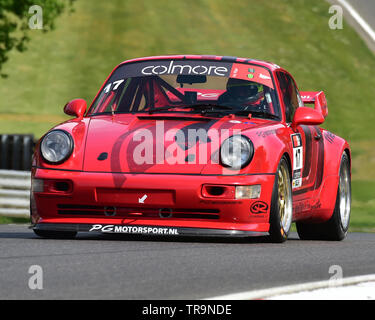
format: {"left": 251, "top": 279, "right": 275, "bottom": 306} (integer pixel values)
{"left": 111, "top": 60, "right": 273, "bottom": 88}
{"left": 112, "top": 60, "right": 232, "bottom": 80}
{"left": 230, "top": 63, "right": 274, "bottom": 89}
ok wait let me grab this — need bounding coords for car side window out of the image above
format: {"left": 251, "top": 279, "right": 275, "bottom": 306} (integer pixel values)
{"left": 277, "top": 72, "right": 300, "bottom": 123}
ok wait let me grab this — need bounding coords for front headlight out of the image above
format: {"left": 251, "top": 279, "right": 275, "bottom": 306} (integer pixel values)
{"left": 220, "top": 135, "right": 253, "bottom": 169}
{"left": 40, "top": 130, "right": 73, "bottom": 164}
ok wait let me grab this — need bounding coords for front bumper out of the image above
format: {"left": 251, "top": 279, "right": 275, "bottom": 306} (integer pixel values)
{"left": 31, "top": 168, "right": 276, "bottom": 235}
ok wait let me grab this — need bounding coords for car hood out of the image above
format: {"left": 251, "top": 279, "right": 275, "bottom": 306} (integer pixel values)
{"left": 83, "top": 113, "right": 272, "bottom": 175}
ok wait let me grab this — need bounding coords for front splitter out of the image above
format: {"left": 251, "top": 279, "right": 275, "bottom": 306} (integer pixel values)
{"left": 33, "top": 223, "right": 269, "bottom": 237}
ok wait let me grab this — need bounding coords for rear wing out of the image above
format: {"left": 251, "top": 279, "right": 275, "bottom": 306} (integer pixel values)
{"left": 300, "top": 91, "right": 328, "bottom": 118}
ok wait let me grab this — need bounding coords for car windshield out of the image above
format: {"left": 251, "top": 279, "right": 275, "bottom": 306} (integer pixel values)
{"left": 88, "top": 59, "right": 281, "bottom": 119}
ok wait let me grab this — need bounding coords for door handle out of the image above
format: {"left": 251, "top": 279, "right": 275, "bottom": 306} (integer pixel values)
{"left": 314, "top": 133, "right": 322, "bottom": 140}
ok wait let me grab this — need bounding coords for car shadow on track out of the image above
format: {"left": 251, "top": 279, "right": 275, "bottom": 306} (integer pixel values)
{"left": 0, "top": 232, "right": 35, "bottom": 239}
{"left": 74, "top": 232, "right": 301, "bottom": 244}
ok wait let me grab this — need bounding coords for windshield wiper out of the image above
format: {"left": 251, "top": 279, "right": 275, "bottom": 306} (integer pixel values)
{"left": 189, "top": 104, "right": 236, "bottom": 114}
{"left": 188, "top": 104, "right": 233, "bottom": 110}
{"left": 148, "top": 106, "right": 178, "bottom": 114}
{"left": 148, "top": 104, "right": 234, "bottom": 114}
{"left": 246, "top": 110, "right": 280, "bottom": 120}
{"left": 202, "top": 108, "right": 280, "bottom": 120}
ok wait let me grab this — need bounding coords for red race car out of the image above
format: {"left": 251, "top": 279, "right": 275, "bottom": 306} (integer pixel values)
{"left": 30, "top": 55, "right": 351, "bottom": 242}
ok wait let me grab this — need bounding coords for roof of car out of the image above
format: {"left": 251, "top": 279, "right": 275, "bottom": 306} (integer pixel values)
{"left": 119, "top": 55, "right": 281, "bottom": 72}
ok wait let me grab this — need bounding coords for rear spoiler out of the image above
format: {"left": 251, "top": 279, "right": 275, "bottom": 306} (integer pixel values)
{"left": 300, "top": 91, "right": 328, "bottom": 118}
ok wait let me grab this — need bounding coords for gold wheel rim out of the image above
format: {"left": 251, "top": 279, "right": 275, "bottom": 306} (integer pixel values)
{"left": 278, "top": 164, "right": 292, "bottom": 232}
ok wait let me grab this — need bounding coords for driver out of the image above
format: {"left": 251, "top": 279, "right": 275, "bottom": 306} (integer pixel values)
{"left": 218, "top": 78, "right": 260, "bottom": 106}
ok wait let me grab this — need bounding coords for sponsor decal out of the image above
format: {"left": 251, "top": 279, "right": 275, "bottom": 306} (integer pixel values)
{"left": 247, "top": 68, "right": 255, "bottom": 79}
{"left": 293, "top": 200, "right": 308, "bottom": 214}
{"left": 196, "top": 91, "right": 221, "bottom": 99}
{"left": 293, "top": 200, "right": 321, "bottom": 214}
{"left": 229, "top": 63, "right": 274, "bottom": 89}
{"left": 89, "top": 224, "right": 179, "bottom": 235}
{"left": 138, "top": 194, "right": 148, "bottom": 204}
{"left": 232, "top": 67, "right": 239, "bottom": 77}
{"left": 250, "top": 201, "right": 269, "bottom": 214}
{"left": 200, "top": 200, "right": 242, "bottom": 205}
{"left": 294, "top": 149, "right": 303, "bottom": 169}
{"left": 141, "top": 60, "right": 230, "bottom": 76}
{"left": 324, "top": 131, "right": 335, "bottom": 144}
{"left": 108, "top": 60, "right": 233, "bottom": 84}
{"left": 292, "top": 174, "right": 302, "bottom": 189}
{"left": 256, "top": 129, "right": 277, "bottom": 138}
{"left": 292, "top": 134, "right": 302, "bottom": 148}
{"left": 259, "top": 73, "right": 271, "bottom": 80}
{"left": 291, "top": 133, "right": 303, "bottom": 189}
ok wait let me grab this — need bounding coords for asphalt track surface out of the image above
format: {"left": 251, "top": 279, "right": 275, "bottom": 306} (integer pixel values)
{"left": 343, "top": 0, "right": 375, "bottom": 31}
{"left": 0, "top": 224, "right": 374, "bottom": 300}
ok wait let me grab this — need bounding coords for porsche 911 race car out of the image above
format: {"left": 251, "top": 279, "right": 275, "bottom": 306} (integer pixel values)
{"left": 30, "top": 55, "right": 351, "bottom": 242}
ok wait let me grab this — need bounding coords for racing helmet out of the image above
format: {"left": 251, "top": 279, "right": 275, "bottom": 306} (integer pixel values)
{"left": 226, "top": 78, "right": 258, "bottom": 99}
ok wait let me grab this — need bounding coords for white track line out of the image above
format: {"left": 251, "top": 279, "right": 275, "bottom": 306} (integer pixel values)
{"left": 206, "top": 274, "right": 375, "bottom": 300}
{"left": 336, "top": 0, "right": 375, "bottom": 43}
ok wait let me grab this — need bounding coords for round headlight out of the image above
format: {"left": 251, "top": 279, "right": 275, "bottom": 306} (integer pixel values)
{"left": 40, "top": 130, "right": 73, "bottom": 164}
{"left": 220, "top": 135, "right": 253, "bottom": 169}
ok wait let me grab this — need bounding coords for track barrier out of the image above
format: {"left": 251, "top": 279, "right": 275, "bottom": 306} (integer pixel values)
{"left": 0, "top": 134, "right": 35, "bottom": 218}
{"left": 0, "top": 134, "right": 35, "bottom": 171}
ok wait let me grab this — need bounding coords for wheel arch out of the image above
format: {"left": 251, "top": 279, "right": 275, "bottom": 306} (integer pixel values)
{"left": 309, "top": 132, "right": 351, "bottom": 223}
{"left": 343, "top": 147, "right": 351, "bottom": 175}
{"left": 282, "top": 151, "right": 293, "bottom": 179}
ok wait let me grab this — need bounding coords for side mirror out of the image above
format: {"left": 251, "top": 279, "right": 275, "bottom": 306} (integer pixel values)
{"left": 64, "top": 99, "right": 87, "bottom": 120}
{"left": 291, "top": 107, "right": 324, "bottom": 131}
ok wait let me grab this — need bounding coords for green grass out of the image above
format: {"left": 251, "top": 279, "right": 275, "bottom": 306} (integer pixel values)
{"left": 0, "top": 216, "right": 29, "bottom": 224}
{"left": 350, "top": 180, "right": 375, "bottom": 232}
{"left": 0, "top": 0, "right": 374, "bottom": 230}
{"left": 1, "top": 0, "right": 375, "bottom": 140}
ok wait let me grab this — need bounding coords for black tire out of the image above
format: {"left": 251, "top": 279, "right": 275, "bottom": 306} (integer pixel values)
{"left": 296, "top": 152, "right": 351, "bottom": 241}
{"left": 33, "top": 229, "right": 77, "bottom": 239}
{"left": 268, "top": 156, "right": 293, "bottom": 243}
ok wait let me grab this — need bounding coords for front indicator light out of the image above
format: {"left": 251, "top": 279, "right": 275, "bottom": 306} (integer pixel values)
{"left": 31, "top": 179, "right": 44, "bottom": 193}
{"left": 235, "top": 185, "right": 261, "bottom": 199}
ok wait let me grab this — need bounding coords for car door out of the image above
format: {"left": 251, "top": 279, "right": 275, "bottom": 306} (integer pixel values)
{"left": 276, "top": 71, "right": 323, "bottom": 200}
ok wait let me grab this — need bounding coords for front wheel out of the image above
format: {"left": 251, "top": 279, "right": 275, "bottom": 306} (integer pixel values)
{"left": 268, "top": 157, "right": 293, "bottom": 243}
{"left": 296, "top": 152, "right": 351, "bottom": 241}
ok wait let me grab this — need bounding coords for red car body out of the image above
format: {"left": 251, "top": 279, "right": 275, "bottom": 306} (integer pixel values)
{"left": 30, "top": 55, "right": 351, "bottom": 241}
